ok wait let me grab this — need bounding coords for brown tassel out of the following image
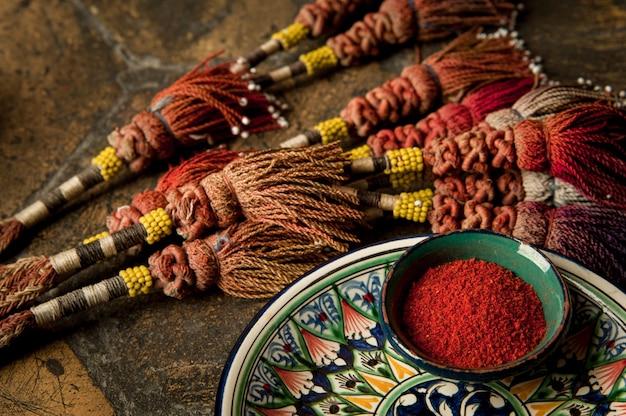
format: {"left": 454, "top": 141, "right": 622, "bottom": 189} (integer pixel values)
{"left": 0, "top": 219, "right": 352, "bottom": 349}
{"left": 0, "top": 145, "right": 364, "bottom": 319}
{"left": 280, "top": 28, "right": 536, "bottom": 147}
{"left": 0, "top": 52, "right": 287, "bottom": 257}
{"left": 252, "top": 0, "right": 518, "bottom": 88}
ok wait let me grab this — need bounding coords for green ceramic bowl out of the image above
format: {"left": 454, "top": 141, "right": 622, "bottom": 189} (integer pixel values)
{"left": 379, "top": 229, "right": 571, "bottom": 382}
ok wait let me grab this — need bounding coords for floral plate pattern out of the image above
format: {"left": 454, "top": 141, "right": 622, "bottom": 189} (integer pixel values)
{"left": 216, "top": 235, "right": 626, "bottom": 415}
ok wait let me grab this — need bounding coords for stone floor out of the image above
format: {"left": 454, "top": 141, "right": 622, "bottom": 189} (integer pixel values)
{"left": 0, "top": 0, "right": 624, "bottom": 414}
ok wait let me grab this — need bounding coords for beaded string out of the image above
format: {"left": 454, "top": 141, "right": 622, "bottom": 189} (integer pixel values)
{"left": 349, "top": 147, "right": 424, "bottom": 176}
{"left": 0, "top": 52, "right": 287, "bottom": 257}
{"left": 230, "top": 0, "right": 382, "bottom": 74}
{"left": 250, "top": 0, "right": 519, "bottom": 89}
{"left": 0, "top": 217, "right": 369, "bottom": 348}
{"left": 0, "top": 144, "right": 368, "bottom": 319}
{"left": 279, "top": 28, "right": 537, "bottom": 148}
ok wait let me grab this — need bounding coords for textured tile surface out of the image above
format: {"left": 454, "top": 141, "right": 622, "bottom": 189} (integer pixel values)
{"left": 0, "top": 0, "right": 624, "bottom": 414}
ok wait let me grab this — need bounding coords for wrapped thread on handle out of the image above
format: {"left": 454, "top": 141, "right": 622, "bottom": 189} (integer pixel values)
{"left": 0, "top": 52, "right": 287, "bottom": 257}
{"left": 280, "top": 28, "right": 537, "bottom": 148}
{"left": 0, "top": 218, "right": 358, "bottom": 349}
{"left": 0, "top": 144, "right": 367, "bottom": 319}
{"left": 252, "top": 0, "right": 518, "bottom": 88}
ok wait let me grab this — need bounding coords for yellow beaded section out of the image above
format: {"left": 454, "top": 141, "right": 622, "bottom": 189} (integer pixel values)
{"left": 299, "top": 45, "right": 339, "bottom": 76}
{"left": 139, "top": 208, "right": 173, "bottom": 244}
{"left": 92, "top": 146, "right": 124, "bottom": 181}
{"left": 393, "top": 188, "right": 434, "bottom": 223}
{"left": 83, "top": 231, "right": 109, "bottom": 245}
{"left": 344, "top": 144, "right": 372, "bottom": 160}
{"left": 120, "top": 265, "right": 153, "bottom": 297}
{"left": 384, "top": 147, "right": 424, "bottom": 175}
{"left": 315, "top": 117, "right": 349, "bottom": 145}
{"left": 389, "top": 171, "right": 419, "bottom": 188}
{"left": 271, "top": 22, "right": 310, "bottom": 50}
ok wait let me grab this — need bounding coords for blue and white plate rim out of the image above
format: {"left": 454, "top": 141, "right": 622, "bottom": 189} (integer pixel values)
{"left": 214, "top": 233, "right": 626, "bottom": 414}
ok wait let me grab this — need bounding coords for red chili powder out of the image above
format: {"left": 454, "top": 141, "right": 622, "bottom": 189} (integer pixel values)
{"left": 402, "top": 258, "right": 546, "bottom": 368}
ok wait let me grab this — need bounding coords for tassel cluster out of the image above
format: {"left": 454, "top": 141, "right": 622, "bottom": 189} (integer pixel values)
{"left": 0, "top": 0, "right": 625, "bottom": 354}
{"left": 280, "top": 28, "right": 538, "bottom": 148}
{"left": 0, "top": 145, "right": 366, "bottom": 320}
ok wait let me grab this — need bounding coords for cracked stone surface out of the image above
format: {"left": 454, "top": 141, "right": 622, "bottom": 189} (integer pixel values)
{"left": 0, "top": 0, "right": 624, "bottom": 414}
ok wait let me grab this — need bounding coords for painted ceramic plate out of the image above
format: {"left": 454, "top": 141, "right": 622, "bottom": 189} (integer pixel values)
{"left": 216, "top": 235, "right": 626, "bottom": 415}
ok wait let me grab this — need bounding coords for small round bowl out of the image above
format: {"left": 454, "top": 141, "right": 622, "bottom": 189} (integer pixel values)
{"left": 379, "top": 230, "right": 571, "bottom": 382}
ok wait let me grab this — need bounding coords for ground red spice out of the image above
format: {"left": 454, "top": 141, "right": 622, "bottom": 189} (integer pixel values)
{"left": 402, "top": 258, "right": 546, "bottom": 368}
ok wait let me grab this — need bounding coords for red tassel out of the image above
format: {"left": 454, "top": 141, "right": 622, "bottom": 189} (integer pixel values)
{"left": 427, "top": 84, "right": 620, "bottom": 177}
{"left": 340, "top": 28, "right": 535, "bottom": 137}
{"left": 108, "top": 52, "right": 285, "bottom": 172}
{"left": 513, "top": 103, "right": 626, "bottom": 208}
{"left": 106, "top": 148, "right": 243, "bottom": 234}
{"left": 427, "top": 102, "right": 626, "bottom": 209}
{"left": 366, "top": 77, "right": 536, "bottom": 156}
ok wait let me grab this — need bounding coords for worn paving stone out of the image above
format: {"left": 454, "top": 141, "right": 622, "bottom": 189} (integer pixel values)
{"left": 0, "top": 0, "right": 624, "bottom": 414}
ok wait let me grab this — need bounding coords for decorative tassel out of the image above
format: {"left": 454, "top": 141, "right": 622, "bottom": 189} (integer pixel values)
{"left": 429, "top": 194, "right": 625, "bottom": 281}
{"left": 0, "top": 219, "right": 349, "bottom": 349}
{"left": 512, "top": 202, "right": 626, "bottom": 282}
{"left": 428, "top": 164, "right": 594, "bottom": 231}
{"left": 369, "top": 154, "right": 613, "bottom": 280}
{"left": 428, "top": 102, "right": 626, "bottom": 208}
{"left": 365, "top": 76, "right": 538, "bottom": 156}
{"left": 230, "top": 0, "right": 383, "bottom": 73}
{"left": 0, "top": 144, "right": 365, "bottom": 319}
{"left": 105, "top": 147, "right": 245, "bottom": 252}
{"left": 0, "top": 52, "right": 287, "bottom": 256}
{"left": 510, "top": 103, "right": 626, "bottom": 208}
{"left": 279, "top": 28, "right": 536, "bottom": 148}
{"left": 425, "top": 83, "right": 623, "bottom": 175}
{"left": 484, "top": 80, "right": 621, "bottom": 130}
{"left": 252, "top": 0, "right": 518, "bottom": 88}
{"left": 426, "top": 165, "right": 625, "bottom": 281}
